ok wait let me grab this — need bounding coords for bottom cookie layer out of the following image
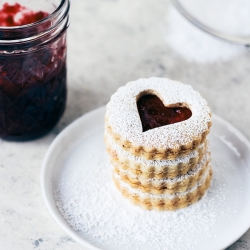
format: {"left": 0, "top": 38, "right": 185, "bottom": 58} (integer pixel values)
{"left": 113, "top": 167, "right": 212, "bottom": 211}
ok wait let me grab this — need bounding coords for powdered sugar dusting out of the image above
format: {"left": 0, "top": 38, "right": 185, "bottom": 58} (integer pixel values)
{"left": 105, "top": 130, "right": 205, "bottom": 168}
{"left": 106, "top": 78, "right": 211, "bottom": 150}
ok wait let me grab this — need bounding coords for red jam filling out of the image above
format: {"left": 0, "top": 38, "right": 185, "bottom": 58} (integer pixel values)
{"left": 137, "top": 95, "right": 192, "bottom": 132}
{"left": 0, "top": 3, "right": 48, "bottom": 27}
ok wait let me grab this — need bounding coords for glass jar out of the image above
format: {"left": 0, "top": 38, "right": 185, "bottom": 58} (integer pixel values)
{"left": 0, "top": 0, "right": 70, "bottom": 140}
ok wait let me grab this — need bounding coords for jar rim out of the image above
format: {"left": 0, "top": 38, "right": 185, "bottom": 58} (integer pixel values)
{"left": 0, "top": 0, "right": 68, "bottom": 30}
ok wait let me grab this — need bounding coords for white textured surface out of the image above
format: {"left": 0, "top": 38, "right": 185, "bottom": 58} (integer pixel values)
{"left": 0, "top": 0, "right": 250, "bottom": 249}
{"left": 165, "top": 6, "right": 245, "bottom": 63}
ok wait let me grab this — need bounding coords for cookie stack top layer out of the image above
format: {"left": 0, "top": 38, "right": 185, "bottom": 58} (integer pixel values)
{"left": 105, "top": 77, "right": 212, "bottom": 160}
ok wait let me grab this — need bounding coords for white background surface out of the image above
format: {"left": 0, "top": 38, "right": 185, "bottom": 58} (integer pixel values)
{"left": 1, "top": 0, "right": 250, "bottom": 249}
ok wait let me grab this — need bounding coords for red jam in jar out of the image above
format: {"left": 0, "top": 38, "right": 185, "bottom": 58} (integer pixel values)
{"left": 0, "top": 3, "right": 48, "bottom": 26}
{"left": 0, "top": 0, "right": 70, "bottom": 140}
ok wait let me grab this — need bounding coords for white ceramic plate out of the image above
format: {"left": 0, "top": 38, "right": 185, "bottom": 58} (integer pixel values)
{"left": 41, "top": 106, "right": 250, "bottom": 250}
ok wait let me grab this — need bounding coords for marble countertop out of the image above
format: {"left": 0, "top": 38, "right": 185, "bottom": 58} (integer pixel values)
{"left": 1, "top": 0, "right": 250, "bottom": 249}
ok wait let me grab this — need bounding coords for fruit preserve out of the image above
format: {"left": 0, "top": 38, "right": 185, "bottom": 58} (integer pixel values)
{"left": 137, "top": 95, "right": 192, "bottom": 132}
{"left": 0, "top": 0, "right": 70, "bottom": 140}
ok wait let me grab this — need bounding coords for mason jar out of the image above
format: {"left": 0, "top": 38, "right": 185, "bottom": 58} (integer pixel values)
{"left": 0, "top": 0, "right": 70, "bottom": 140}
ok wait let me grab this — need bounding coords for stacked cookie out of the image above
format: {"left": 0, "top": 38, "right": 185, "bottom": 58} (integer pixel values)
{"left": 105, "top": 78, "right": 212, "bottom": 210}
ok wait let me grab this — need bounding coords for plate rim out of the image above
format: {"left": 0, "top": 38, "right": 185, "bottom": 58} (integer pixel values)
{"left": 41, "top": 106, "right": 250, "bottom": 250}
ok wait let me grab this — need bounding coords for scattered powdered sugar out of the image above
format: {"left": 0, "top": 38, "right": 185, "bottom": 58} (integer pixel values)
{"left": 53, "top": 142, "right": 242, "bottom": 250}
{"left": 165, "top": 4, "right": 246, "bottom": 63}
{"left": 114, "top": 165, "right": 211, "bottom": 199}
{"left": 105, "top": 130, "right": 205, "bottom": 168}
{"left": 118, "top": 148, "right": 210, "bottom": 185}
{"left": 106, "top": 78, "right": 211, "bottom": 150}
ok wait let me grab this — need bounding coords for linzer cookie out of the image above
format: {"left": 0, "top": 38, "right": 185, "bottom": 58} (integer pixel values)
{"left": 105, "top": 131, "right": 207, "bottom": 179}
{"left": 105, "top": 78, "right": 212, "bottom": 160}
{"left": 113, "top": 166, "right": 212, "bottom": 211}
{"left": 105, "top": 77, "right": 212, "bottom": 210}
{"left": 112, "top": 149, "right": 210, "bottom": 194}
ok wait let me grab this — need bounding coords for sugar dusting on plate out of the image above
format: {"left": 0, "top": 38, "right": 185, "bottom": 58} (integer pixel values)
{"left": 54, "top": 150, "right": 238, "bottom": 250}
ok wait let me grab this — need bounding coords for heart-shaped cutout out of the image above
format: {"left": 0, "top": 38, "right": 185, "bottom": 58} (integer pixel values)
{"left": 137, "top": 95, "right": 192, "bottom": 132}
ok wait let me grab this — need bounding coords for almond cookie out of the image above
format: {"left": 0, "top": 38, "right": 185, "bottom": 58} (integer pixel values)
{"left": 113, "top": 166, "right": 212, "bottom": 210}
{"left": 112, "top": 148, "right": 210, "bottom": 194}
{"left": 105, "top": 131, "right": 207, "bottom": 179}
{"left": 105, "top": 77, "right": 212, "bottom": 160}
